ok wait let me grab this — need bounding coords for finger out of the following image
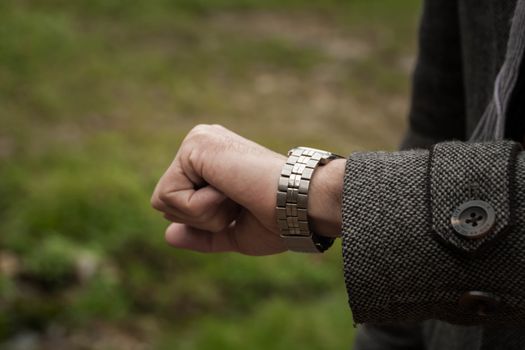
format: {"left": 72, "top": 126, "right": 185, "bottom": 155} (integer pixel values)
{"left": 165, "top": 222, "right": 240, "bottom": 253}
{"left": 162, "top": 198, "right": 241, "bottom": 232}
{"left": 151, "top": 162, "right": 194, "bottom": 212}
{"left": 152, "top": 159, "right": 211, "bottom": 216}
{"left": 160, "top": 185, "right": 227, "bottom": 218}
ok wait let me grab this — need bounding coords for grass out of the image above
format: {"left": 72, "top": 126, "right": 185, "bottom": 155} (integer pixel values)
{"left": 158, "top": 290, "right": 353, "bottom": 350}
{"left": 0, "top": 0, "right": 420, "bottom": 348}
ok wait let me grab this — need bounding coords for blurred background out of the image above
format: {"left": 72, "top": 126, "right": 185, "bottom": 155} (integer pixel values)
{"left": 0, "top": 1, "right": 420, "bottom": 349}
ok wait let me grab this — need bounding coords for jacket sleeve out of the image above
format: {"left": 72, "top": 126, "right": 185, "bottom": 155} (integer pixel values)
{"left": 341, "top": 140, "right": 525, "bottom": 326}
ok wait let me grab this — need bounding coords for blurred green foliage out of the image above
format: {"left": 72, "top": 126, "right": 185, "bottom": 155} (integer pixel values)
{"left": 0, "top": 0, "right": 419, "bottom": 348}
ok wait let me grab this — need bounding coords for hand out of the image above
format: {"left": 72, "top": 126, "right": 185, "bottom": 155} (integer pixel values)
{"left": 151, "top": 124, "right": 345, "bottom": 255}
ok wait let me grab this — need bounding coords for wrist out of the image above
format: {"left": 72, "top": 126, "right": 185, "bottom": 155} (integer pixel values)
{"left": 308, "top": 158, "right": 346, "bottom": 238}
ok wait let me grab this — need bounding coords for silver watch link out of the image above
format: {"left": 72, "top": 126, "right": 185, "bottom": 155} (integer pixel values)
{"left": 276, "top": 147, "right": 343, "bottom": 253}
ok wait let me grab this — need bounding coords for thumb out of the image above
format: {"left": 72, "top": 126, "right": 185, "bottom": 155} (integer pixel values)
{"left": 165, "top": 211, "right": 287, "bottom": 256}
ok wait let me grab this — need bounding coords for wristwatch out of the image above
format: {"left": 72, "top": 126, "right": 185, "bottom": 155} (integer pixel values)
{"left": 276, "top": 147, "right": 343, "bottom": 253}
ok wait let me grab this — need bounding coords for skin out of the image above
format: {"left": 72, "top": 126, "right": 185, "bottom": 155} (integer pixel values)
{"left": 151, "top": 124, "right": 346, "bottom": 255}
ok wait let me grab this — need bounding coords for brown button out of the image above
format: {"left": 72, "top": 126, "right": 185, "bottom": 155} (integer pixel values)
{"left": 451, "top": 200, "right": 496, "bottom": 239}
{"left": 459, "top": 291, "right": 500, "bottom": 316}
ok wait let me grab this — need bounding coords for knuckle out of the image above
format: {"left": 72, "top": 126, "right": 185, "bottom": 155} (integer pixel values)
{"left": 210, "top": 123, "right": 225, "bottom": 130}
{"left": 158, "top": 192, "right": 172, "bottom": 206}
{"left": 187, "top": 147, "right": 202, "bottom": 172}
{"left": 185, "top": 125, "right": 219, "bottom": 154}
{"left": 151, "top": 196, "right": 164, "bottom": 211}
{"left": 187, "top": 124, "right": 225, "bottom": 143}
{"left": 188, "top": 124, "right": 212, "bottom": 138}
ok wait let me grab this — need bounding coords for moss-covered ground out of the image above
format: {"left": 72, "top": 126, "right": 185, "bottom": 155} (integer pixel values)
{"left": 0, "top": 1, "right": 420, "bottom": 348}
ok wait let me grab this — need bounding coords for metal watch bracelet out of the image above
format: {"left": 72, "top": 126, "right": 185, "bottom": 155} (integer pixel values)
{"left": 276, "top": 147, "right": 342, "bottom": 253}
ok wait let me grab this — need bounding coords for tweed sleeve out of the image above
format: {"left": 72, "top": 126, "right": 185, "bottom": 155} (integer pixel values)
{"left": 341, "top": 140, "right": 525, "bottom": 326}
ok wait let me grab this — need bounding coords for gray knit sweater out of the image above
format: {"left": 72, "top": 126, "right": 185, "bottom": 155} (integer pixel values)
{"left": 344, "top": 0, "right": 525, "bottom": 349}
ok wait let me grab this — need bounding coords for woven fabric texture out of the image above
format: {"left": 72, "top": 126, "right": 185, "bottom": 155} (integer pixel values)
{"left": 342, "top": 141, "right": 525, "bottom": 325}
{"left": 429, "top": 141, "right": 521, "bottom": 253}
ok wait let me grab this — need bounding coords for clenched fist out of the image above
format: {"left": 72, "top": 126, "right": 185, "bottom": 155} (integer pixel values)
{"left": 151, "top": 125, "right": 345, "bottom": 255}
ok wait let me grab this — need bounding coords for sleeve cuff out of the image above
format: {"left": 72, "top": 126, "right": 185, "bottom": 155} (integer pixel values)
{"left": 341, "top": 142, "right": 525, "bottom": 325}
